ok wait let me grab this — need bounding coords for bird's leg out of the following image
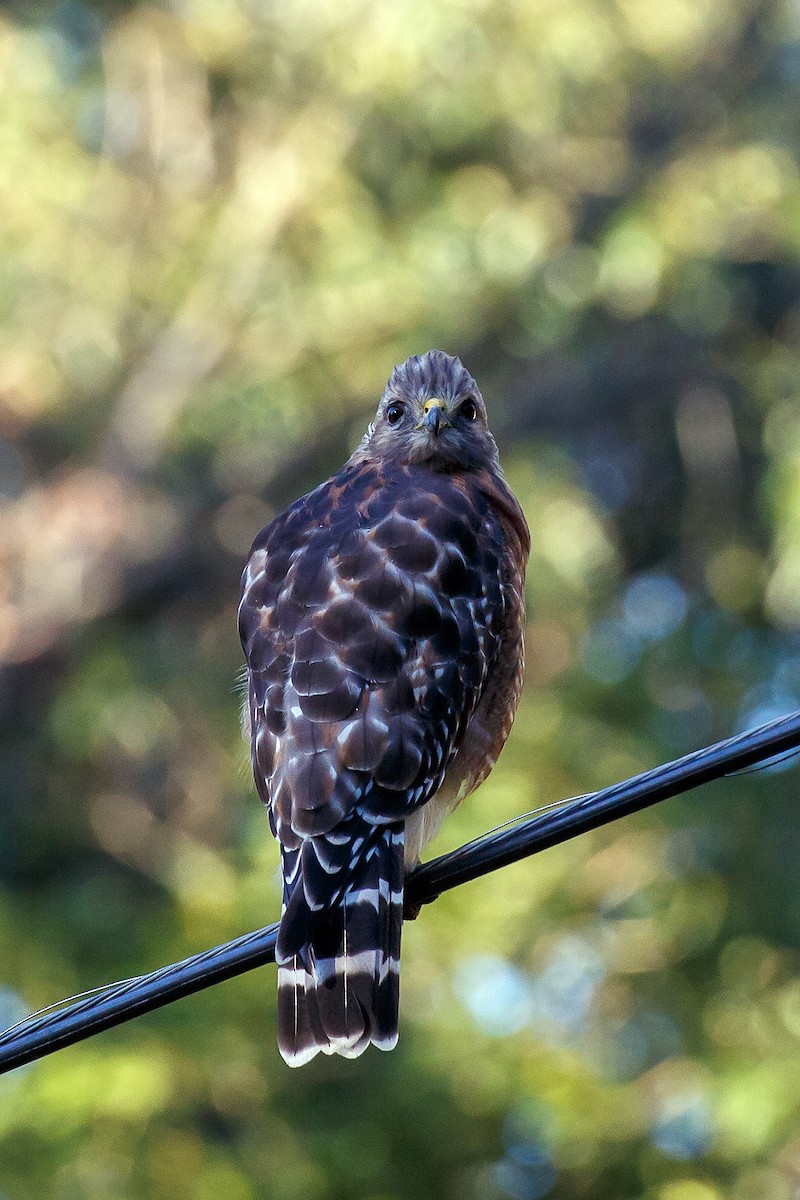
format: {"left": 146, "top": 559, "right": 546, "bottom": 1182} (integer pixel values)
{"left": 403, "top": 890, "right": 438, "bottom": 921}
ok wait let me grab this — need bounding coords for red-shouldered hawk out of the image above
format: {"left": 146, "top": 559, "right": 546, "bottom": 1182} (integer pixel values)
{"left": 239, "top": 350, "right": 530, "bottom": 1066}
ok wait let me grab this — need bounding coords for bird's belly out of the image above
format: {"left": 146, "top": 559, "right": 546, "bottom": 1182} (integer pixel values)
{"left": 404, "top": 773, "right": 466, "bottom": 868}
{"left": 403, "top": 609, "right": 525, "bottom": 871}
{"left": 403, "top": 692, "right": 511, "bottom": 869}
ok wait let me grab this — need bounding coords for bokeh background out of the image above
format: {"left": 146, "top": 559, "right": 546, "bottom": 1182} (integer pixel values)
{"left": 2, "top": 0, "right": 800, "bottom": 1196}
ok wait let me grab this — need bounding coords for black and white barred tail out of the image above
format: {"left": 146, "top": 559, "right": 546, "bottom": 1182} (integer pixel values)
{"left": 275, "top": 823, "right": 404, "bottom": 1067}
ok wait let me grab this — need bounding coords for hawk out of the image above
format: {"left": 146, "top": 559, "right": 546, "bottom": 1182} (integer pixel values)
{"left": 239, "top": 350, "right": 530, "bottom": 1066}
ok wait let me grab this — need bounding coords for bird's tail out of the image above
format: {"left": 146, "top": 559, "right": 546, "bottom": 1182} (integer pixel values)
{"left": 275, "top": 822, "right": 404, "bottom": 1067}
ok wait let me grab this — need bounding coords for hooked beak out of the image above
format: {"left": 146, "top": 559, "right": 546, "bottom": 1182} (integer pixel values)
{"left": 421, "top": 398, "right": 447, "bottom": 436}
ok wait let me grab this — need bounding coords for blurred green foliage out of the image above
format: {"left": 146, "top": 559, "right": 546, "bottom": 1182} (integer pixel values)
{"left": 2, "top": 0, "right": 800, "bottom": 1196}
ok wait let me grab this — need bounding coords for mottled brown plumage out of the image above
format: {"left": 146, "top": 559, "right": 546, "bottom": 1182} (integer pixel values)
{"left": 239, "top": 350, "right": 529, "bottom": 1065}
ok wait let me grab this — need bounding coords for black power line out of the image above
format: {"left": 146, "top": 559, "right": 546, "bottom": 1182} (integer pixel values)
{"left": 2, "top": 709, "right": 800, "bottom": 1076}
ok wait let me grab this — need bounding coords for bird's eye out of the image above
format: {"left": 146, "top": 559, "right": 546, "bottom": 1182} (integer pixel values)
{"left": 461, "top": 398, "right": 478, "bottom": 421}
{"left": 386, "top": 403, "right": 405, "bottom": 425}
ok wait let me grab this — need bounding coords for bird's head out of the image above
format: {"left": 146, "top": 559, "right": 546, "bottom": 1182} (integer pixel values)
{"left": 356, "top": 350, "right": 500, "bottom": 472}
